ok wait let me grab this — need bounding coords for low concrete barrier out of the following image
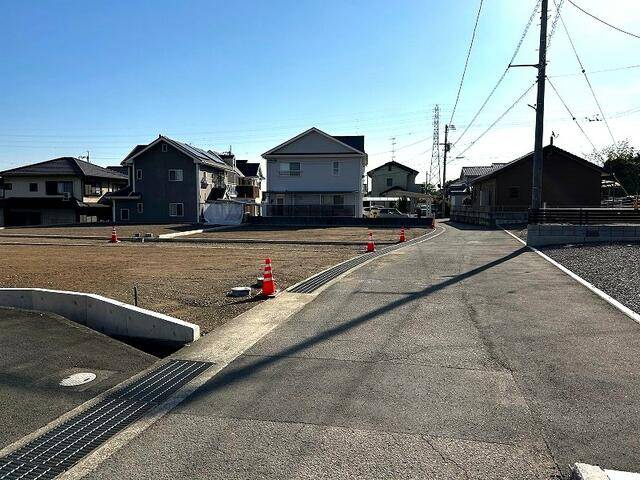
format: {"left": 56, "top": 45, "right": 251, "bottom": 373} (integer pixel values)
{"left": 0, "top": 288, "right": 199, "bottom": 345}
{"left": 247, "top": 216, "right": 433, "bottom": 227}
{"left": 528, "top": 224, "right": 640, "bottom": 247}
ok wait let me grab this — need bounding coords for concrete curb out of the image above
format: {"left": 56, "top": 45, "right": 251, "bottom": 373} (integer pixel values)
{"left": 0, "top": 288, "right": 199, "bottom": 344}
{"left": 571, "top": 463, "right": 610, "bottom": 480}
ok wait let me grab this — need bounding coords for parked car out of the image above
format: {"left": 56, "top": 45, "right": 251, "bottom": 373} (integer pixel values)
{"left": 377, "top": 207, "right": 410, "bottom": 218}
{"left": 363, "top": 206, "right": 381, "bottom": 218}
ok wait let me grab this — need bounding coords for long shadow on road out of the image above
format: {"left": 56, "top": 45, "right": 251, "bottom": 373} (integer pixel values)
{"left": 184, "top": 246, "right": 528, "bottom": 403}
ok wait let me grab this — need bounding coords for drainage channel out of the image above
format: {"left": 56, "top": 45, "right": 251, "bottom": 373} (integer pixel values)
{"left": 0, "top": 359, "right": 211, "bottom": 480}
{"left": 289, "top": 228, "right": 442, "bottom": 294}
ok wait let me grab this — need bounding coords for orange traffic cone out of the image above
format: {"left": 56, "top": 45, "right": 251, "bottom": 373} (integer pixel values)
{"left": 109, "top": 226, "right": 119, "bottom": 243}
{"left": 399, "top": 226, "right": 406, "bottom": 242}
{"left": 366, "top": 231, "right": 376, "bottom": 252}
{"left": 261, "top": 258, "right": 277, "bottom": 297}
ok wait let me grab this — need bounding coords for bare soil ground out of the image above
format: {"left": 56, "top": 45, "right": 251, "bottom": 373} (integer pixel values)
{"left": 0, "top": 224, "right": 195, "bottom": 238}
{"left": 0, "top": 242, "right": 358, "bottom": 333}
{"left": 192, "top": 226, "right": 430, "bottom": 243}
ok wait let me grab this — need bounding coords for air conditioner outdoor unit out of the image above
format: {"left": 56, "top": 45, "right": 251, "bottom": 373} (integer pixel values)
{"left": 62, "top": 192, "right": 71, "bottom": 201}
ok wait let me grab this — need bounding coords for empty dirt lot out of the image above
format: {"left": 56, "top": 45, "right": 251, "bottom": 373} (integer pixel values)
{"left": 191, "top": 225, "right": 430, "bottom": 243}
{"left": 0, "top": 242, "right": 358, "bottom": 333}
{"left": 0, "top": 224, "right": 194, "bottom": 238}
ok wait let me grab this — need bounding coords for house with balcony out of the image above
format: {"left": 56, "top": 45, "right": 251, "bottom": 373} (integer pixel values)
{"left": 108, "top": 135, "right": 242, "bottom": 224}
{"left": 0, "top": 157, "right": 128, "bottom": 226}
{"left": 235, "top": 159, "right": 264, "bottom": 216}
{"left": 261, "top": 127, "right": 367, "bottom": 217}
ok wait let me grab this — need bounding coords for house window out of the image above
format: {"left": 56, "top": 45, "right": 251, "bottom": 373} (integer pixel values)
{"left": 29, "top": 183, "right": 38, "bottom": 192}
{"left": 137, "top": 203, "right": 144, "bottom": 214}
{"left": 333, "top": 195, "right": 344, "bottom": 205}
{"left": 120, "top": 208, "right": 130, "bottom": 221}
{"left": 3, "top": 183, "right": 12, "bottom": 191}
{"left": 161, "top": 143, "right": 168, "bottom": 153}
{"left": 136, "top": 169, "right": 143, "bottom": 180}
{"left": 169, "top": 203, "right": 184, "bottom": 217}
{"left": 388, "top": 165, "right": 392, "bottom": 171}
{"left": 47, "top": 181, "right": 73, "bottom": 195}
{"left": 332, "top": 161, "right": 340, "bottom": 176}
{"left": 278, "top": 162, "right": 301, "bottom": 176}
{"left": 508, "top": 186, "right": 520, "bottom": 199}
{"left": 168, "top": 169, "right": 183, "bottom": 182}
{"left": 386, "top": 178, "right": 393, "bottom": 187}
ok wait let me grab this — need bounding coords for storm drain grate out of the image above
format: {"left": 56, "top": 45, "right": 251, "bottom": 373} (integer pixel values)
{"left": 0, "top": 359, "right": 211, "bottom": 480}
{"left": 289, "top": 229, "right": 441, "bottom": 294}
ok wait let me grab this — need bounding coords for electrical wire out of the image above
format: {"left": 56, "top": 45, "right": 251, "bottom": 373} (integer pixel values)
{"left": 549, "top": 64, "right": 640, "bottom": 78}
{"left": 556, "top": 2, "right": 616, "bottom": 145}
{"left": 451, "top": 0, "right": 541, "bottom": 149}
{"left": 454, "top": 82, "right": 537, "bottom": 160}
{"left": 449, "top": 0, "right": 485, "bottom": 125}
{"left": 567, "top": 0, "right": 640, "bottom": 40}
{"left": 546, "top": 76, "right": 603, "bottom": 162}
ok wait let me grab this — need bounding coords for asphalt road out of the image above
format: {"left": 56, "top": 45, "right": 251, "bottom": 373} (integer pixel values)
{"left": 86, "top": 223, "right": 640, "bottom": 479}
{"left": 0, "top": 307, "right": 155, "bottom": 449}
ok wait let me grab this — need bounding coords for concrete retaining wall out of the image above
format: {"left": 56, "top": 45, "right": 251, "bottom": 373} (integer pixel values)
{"left": 247, "top": 216, "right": 434, "bottom": 227}
{"left": 450, "top": 207, "right": 527, "bottom": 227}
{"left": 528, "top": 224, "right": 640, "bottom": 247}
{"left": 0, "top": 288, "right": 199, "bottom": 345}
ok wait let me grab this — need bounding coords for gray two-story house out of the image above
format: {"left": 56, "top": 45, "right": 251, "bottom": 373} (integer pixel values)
{"left": 262, "top": 127, "right": 367, "bottom": 217}
{"left": 108, "top": 135, "right": 242, "bottom": 224}
{"left": 367, "top": 161, "right": 420, "bottom": 196}
{"left": 0, "top": 157, "right": 127, "bottom": 226}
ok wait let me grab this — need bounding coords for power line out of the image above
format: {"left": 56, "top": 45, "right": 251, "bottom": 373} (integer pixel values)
{"left": 454, "top": 82, "right": 537, "bottom": 161}
{"left": 556, "top": 1, "right": 616, "bottom": 145}
{"left": 546, "top": 76, "right": 602, "bottom": 161}
{"left": 449, "top": 0, "right": 485, "bottom": 125}
{"left": 451, "top": 0, "right": 542, "bottom": 150}
{"left": 567, "top": 0, "right": 640, "bottom": 40}
{"left": 549, "top": 64, "right": 640, "bottom": 78}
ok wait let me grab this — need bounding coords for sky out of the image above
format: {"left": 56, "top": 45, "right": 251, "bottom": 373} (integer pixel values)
{"left": 0, "top": 0, "right": 638, "bottom": 183}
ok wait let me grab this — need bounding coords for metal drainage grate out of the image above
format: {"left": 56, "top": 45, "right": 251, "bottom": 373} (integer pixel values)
{"left": 289, "top": 228, "right": 441, "bottom": 294}
{"left": 0, "top": 359, "right": 211, "bottom": 480}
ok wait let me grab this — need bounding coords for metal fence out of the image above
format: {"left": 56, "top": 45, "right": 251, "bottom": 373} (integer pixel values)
{"left": 529, "top": 208, "right": 640, "bottom": 225}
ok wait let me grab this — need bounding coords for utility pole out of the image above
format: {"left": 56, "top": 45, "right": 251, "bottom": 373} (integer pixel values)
{"left": 531, "top": 0, "right": 549, "bottom": 209}
{"left": 441, "top": 125, "right": 449, "bottom": 192}
{"left": 390, "top": 137, "right": 397, "bottom": 162}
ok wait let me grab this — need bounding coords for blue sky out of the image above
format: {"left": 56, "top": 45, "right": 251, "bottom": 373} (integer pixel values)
{"left": 0, "top": 0, "right": 638, "bottom": 182}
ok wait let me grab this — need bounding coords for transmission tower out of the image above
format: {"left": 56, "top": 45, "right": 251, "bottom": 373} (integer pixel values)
{"left": 429, "top": 105, "right": 441, "bottom": 187}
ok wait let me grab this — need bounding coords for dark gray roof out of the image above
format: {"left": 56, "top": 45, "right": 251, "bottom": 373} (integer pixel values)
{"left": 0, "top": 157, "right": 128, "bottom": 180}
{"left": 107, "top": 166, "right": 129, "bottom": 175}
{"left": 470, "top": 145, "right": 605, "bottom": 184}
{"left": 235, "top": 160, "right": 261, "bottom": 177}
{"left": 333, "top": 135, "right": 365, "bottom": 153}
{"left": 368, "top": 161, "right": 419, "bottom": 176}
{"left": 460, "top": 165, "right": 503, "bottom": 178}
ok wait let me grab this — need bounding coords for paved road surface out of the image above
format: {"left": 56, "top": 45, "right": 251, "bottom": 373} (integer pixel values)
{"left": 86, "top": 224, "right": 640, "bottom": 479}
{"left": 0, "top": 308, "right": 155, "bottom": 449}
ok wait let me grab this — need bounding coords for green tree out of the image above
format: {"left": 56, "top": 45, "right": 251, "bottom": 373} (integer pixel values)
{"left": 597, "top": 141, "right": 640, "bottom": 194}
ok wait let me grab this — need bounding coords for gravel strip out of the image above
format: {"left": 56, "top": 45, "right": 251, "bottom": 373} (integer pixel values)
{"left": 541, "top": 242, "right": 640, "bottom": 314}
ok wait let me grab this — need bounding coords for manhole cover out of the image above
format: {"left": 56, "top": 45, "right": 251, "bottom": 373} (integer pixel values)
{"left": 60, "top": 372, "right": 97, "bottom": 387}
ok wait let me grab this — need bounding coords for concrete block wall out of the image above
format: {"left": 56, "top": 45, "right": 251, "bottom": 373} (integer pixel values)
{"left": 528, "top": 224, "right": 640, "bottom": 247}
{"left": 0, "top": 288, "right": 200, "bottom": 345}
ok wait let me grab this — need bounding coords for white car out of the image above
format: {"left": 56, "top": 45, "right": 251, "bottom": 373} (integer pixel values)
{"left": 377, "top": 207, "right": 410, "bottom": 218}
{"left": 363, "top": 206, "right": 381, "bottom": 218}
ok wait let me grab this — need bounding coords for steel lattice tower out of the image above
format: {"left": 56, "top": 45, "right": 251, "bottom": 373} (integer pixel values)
{"left": 429, "top": 105, "right": 441, "bottom": 187}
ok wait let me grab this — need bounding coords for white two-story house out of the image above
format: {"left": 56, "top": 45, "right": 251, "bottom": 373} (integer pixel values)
{"left": 261, "top": 127, "right": 367, "bottom": 217}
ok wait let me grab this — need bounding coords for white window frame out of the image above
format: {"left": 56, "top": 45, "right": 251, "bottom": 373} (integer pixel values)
{"left": 169, "top": 202, "right": 184, "bottom": 217}
{"left": 120, "top": 208, "right": 130, "bottom": 221}
{"left": 136, "top": 169, "right": 143, "bottom": 180}
{"left": 332, "top": 161, "right": 340, "bottom": 176}
{"left": 278, "top": 162, "right": 301, "bottom": 176}
{"left": 168, "top": 169, "right": 184, "bottom": 182}
{"left": 137, "top": 202, "right": 144, "bottom": 214}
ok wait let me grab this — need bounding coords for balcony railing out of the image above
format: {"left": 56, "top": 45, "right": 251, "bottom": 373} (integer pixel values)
{"left": 265, "top": 204, "right": 356, "bottom": 217}
{"left": 236, "top": 185, "right": 260, "bottom": 199}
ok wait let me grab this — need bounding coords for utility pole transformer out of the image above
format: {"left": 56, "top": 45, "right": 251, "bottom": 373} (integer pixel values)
{"left": 531, "top": 0, "right": 549, "bottom": 209}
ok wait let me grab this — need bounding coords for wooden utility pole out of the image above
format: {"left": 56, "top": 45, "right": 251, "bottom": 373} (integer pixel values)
{"left": 531, "top": 0, "right": 549, "bottom": 209}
